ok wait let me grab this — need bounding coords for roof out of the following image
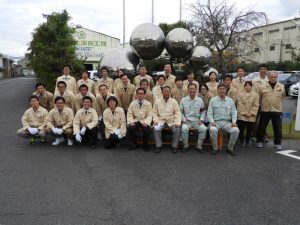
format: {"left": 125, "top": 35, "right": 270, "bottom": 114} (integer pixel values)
{"left": 250, "top": 17, "right": 300, "bottom": 31}
{"left": 75, "top": 27, "right": 120, "bottom": 41}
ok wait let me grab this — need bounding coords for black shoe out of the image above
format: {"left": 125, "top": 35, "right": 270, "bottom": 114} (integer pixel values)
{"left": 143, "top": 145, "right": 149, "bottom": 152}
{"left": 128, "top": 144, "right": 138, "bottom": 151}
{"left": 90, "top": 144, "right": 96, "bottom": 149}
{"left": 181, "top": 147, "right": 188, "bottom": 153}
{"left": 197, "top": 148, "right": 205, "bottom": 153}
{"left": 226, "top": 149, "right": 236, "bottom": 156}
{"left": 172, "top": 147, "right": 178, "bottom": 153}
{"left": 155, "top": 147, "right": 161, "bottom": 153}
{"left": 211, "top": 149, "right": 217, "bottom": 155}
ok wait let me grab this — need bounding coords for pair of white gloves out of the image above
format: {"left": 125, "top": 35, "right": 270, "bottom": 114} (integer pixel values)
{"left": 153, "top": 124, "right": 162, "bottom": 131}
{"left": 114, "top": 129, "right": 123, "bottom": 139}
{"left": 51, "top": 127, "right": 63, "bottom": 135}
{"left": 28, "top": 127, "right": 39, "bottom": 135}
{"left": 75, "top": 127, "right": 87, "bottom": 142}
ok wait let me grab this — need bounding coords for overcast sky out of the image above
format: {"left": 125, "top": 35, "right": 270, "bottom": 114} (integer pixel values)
{"left": 0, "top": 0, "right": 299, "bottom": 57}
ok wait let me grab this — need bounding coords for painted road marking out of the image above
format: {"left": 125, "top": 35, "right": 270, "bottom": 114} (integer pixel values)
{"left": 276, "top": 150, "right": 300, "bottom": 160}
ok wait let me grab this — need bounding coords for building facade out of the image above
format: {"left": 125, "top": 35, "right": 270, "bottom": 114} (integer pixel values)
{"left": 74, "top": 26, "right": 120, "bottom": 70}
{"left": 243, "top": 17, "right": 300, "bottom": 63}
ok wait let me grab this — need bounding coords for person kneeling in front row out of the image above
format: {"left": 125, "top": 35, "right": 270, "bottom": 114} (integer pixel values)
{"left": 45, "top": 96, "right": 74, "bottom": 146}
{"left": 16, "top": 95, "right": 48, "bottom": 144}
{"left": 73, "top": 96, "right": 98, "bottom": 149}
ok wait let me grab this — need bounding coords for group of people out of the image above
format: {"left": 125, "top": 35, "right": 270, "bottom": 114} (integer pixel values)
{"left": 16, "top": 63, "right": 285, "bottom": 156}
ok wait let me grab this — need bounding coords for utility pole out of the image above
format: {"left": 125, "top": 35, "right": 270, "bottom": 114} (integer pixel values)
{"left": 179, "top": 0, "right": 182, "bottom": 22}
{"left": 123, "top": 0, "right": 125, "bottom": 48}
{"left": 152, "top": 0, "right": 154, "bottom": 23}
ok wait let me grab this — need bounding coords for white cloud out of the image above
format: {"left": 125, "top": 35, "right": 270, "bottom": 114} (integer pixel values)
{"left": 0, "top": 0, "right": 298, "bottom": 57}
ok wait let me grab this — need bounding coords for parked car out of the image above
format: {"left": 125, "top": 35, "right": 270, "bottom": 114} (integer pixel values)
{"left": 244, "top": 72, "right": 259, "bottom": 80}
{"left": 288, "top": 81, "right": 300, "bottom": 98}
{"left": 278, "top": 73, "right": 300, "bottom": 94}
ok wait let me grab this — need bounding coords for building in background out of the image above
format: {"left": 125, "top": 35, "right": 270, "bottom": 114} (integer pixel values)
{"left": 74, "top": 26, "right": 120, "bottom": 70}
{"left": 0, "top": 53, "right": 14, "bottom": 79}
{"left": 243, "top": 17, "right": 300, "bottom": 63}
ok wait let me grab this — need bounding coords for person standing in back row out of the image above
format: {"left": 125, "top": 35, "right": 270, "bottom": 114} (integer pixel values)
{"left": 163, "top": 63, "right": 176, "bottom": 90}
{"left": 55, "top": 65, "right": 77, "bottom": 94}
{"left": 256, "top": 71, "right": 285, "bottom": 150}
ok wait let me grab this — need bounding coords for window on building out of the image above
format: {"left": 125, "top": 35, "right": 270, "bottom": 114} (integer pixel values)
{"left": 254, "top": 48, "right": 260, "bottom": 52}
{"left": 270, "top": 46, "right": 275, "bottom": 51}
{"left": 269, "top": 29, "right": 280, "bottom": 33}
{"left": 253, "top": 32, "right": 263, "bottom": 36}
{"left": 285, "top": 44, "right": 292, "bottom": 49}
{"left": 284, "top": 26, "right": 296, "bottom": 31}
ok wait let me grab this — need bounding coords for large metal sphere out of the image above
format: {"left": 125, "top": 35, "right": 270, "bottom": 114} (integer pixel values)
{"left": 130, "top": 23, "right": 165, "bottom": 60}
{"left": 99, "top": 48, "right": 140, "bottom": 77}
{"left": 165, "top": 28, "right": 194, "bottom": 58}
{"left": 189, "top": 46, "right": 212, "bottom": 69}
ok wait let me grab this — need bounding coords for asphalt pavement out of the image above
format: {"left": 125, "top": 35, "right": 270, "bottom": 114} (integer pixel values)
{"left": 0, "top": 77, "right": 299, "bottom": 225}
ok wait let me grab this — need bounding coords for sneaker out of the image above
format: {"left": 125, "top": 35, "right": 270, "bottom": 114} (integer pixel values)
{"left": 52, "top": 137, "right": 65, "bottom": 146}
{"left": 67, "top": 139, "right": 74, "bottom": 146}
{"left": 246, "top": 142, "right": 251, "bottom": 147}
{"left": 275, "top": 145, "right": 282, "bottom": 150}
{"left": 196, "top": 144, "right": 204, "bottom": 153}
{"left": 30, "top": 137, "right": 36, "bottom": 145}
{"left": 256, "top": 142, "right": 263, "bottom": 148}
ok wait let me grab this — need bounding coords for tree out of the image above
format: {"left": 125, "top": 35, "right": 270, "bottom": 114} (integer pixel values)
{"left": 188, "top": 0, "right": 267, "bottom": 75}
{"left": 159, "top": 21, "right": 192, "bottom": 36}
{"left": 27, "top": 10, "right": 84, "bottom": 92}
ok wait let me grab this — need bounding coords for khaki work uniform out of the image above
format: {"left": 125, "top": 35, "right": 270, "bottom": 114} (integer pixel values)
{"left": 133, "top": 74, "right": 154, "bottom": 90}
{"left": 94, "top": 77, "right": 114, "bottom": 96}
{"left": 171, "top": 86, "right": 188, "bottom": 105}
{"left": 206, "top": 82, "right": 218, "bottom": 97}
{"left": 132, "top": 89, "right": 156, "bottom": 106}
{"left": 45, "top": 106, "right": 74, "bottom": 138}
{"left": 32, "top": 91, "right": 54, "bottom": 111}
{"left": 76, "top": 79, "right": 95, "bottom": 95}
{"left": 152, "top": 97, "right": 181, "bottom": 148}
{"left": 16, "top": 106, "right": 48, "bottom": 138}
{"left": 74, "top": 92, "right": 96, "bottom": 112}
{"left": 73, "top": 108, "right": 98, "bottom": 135}
{"left": 103, "top": 107, "right": 127, "bottom": 139}
{"left": 54, "top": 91, "right": 75, "bottom": 112}
{"left": 55, "top": 75, "right": 77, "bottom": 94}
{"left": 114, "top": 84, "right": 136, "bottom": 111}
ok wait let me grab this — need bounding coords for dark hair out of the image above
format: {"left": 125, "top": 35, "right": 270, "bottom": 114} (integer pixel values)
{"left": 118, "top": 69, "right": 125, "bottom": 74}
{"left": 175, "top": 76, "right": 183, "bottom": 82}
{"left": 29, "top": 95, "right": 39, "bottom": 102}
{"left": 57, "top": 81, "right": 67, "bottom": 87}
{"left": 54, "top": 96, "right": 65, "bottom": 103}
{"left": 258, "top": 63, "right": 268, "bottom": 70}
{"left": 187, "top": 83, "right": 197, "bottom": 89}
{"left": 217, "top": 83, "right": 226, "bottom": 89}
{"left": 209, "top": 71, "right": 217, "bottom": 77}
{"left": 162, "top": 86, "right": 171, "bottom": 91}
{"left": 187, "top": 69, "right": 194, "bottom": 75}
{"left": 120, "top": 73, "right": 129, "bottom": 79}
{"left": 139, "top": 64, "right": 146, "bottom": 69}
{"left": 106, "top": 96, "right": 118, "bottom": 106}
{"left": 199, "top": 84, "right": 209, "bottom": 92}
{"left": 236, "top": 66, "right": 245, "bottom": 72}
{"left": 100, "top": 66, "right": 109, "bottom": 73}
{"left": 164, "top": 63, "right": 172, "bottom": 67}
{"left": 223, "top": 74, "right": 233, "bottom": 81}
{"left": 140, "top": 79, "right": 148, "bottom": 85}
{"left": 99, "top": 84, "right": 108, "bottom": 89}
{"left": 157, "top": 74, "right": 166, "bottom": 81}
{"left": 79, "top": 84, "right": 89, "bottom": 91}
{"left": 136, "top": 87, "right": 146, "bottom": 94}
{"left": 244, "top": 81, "right": 252, "bottom": 87}
{"left": 81, "top": 69, "right": 88, "bottom": 74}
{"left": 35, "top": 82, "right": 45, "bottom": 89}
{"left": 82, "top": 96, "right": 92, "bottom": 103}
{"left": 63, "top": 65, "right": 72, "bottom": 70}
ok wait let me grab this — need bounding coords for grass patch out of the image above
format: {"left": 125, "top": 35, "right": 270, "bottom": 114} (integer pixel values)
{"left": 266, "top": 118, "right": 300, "bottom": 139}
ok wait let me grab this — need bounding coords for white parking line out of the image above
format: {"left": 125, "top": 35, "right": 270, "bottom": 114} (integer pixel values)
{"left": 276, "top": 150, "right": 300, "bottom": 160}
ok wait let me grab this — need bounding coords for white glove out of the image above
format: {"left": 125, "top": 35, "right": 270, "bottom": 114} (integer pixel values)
{"left": 56, "top": 128, "right": 63, "bottom": 135}
{"left": 28, "top": 127, "right": 39, "bottom": 135}
{"left": 153, "top": 124, "right": 161, "bottom": 131}
{"left": 98, "top": 116, "right": 103, "bottom": 122}
{"left": 114, "top": 129, "right": 121, "bottom": 136}
{"left": 75, "top": 133, "right": 82, "bottom": 142}
{"left": 51, "top": 127, "right": 58, "bottom": 134}
{"left": 80, "top": 127, "right": 86, "bottom": 135}
{"left": 117, "top": 134, "right": 123, "bottom": 139}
